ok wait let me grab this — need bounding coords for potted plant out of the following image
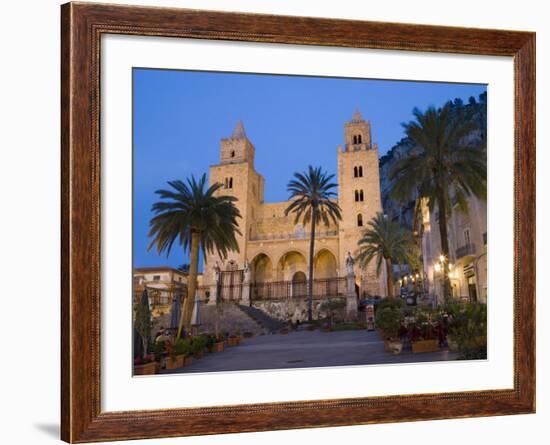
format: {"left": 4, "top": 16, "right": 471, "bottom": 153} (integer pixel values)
{"left": 447, "top": 303, "right": 487, "bottom": 359}
{"left": 375, "top": 305, "right": 403, "bottom": 355}
{"left": 227, "top": 333, "right": 240, "bottom": 346}
{"left": 191, "top": 335, "right": 207, "bottom": 358}
{"left": 164, "top": 338, "right": 189, "bottom": 369}
{"left": 205, "top": 334, "right": 216, "bottom": 353}
{"left": 133, "top": 354, "right": 158, "bottom": 375}
{"left": 210, "top": 333, "right": 225, "bottom": 352}
{"left": 410, "top": 307, "right": 439, "bottom": 353}
{"left": 235, "top": 329, "right": 242, "bottom": 344}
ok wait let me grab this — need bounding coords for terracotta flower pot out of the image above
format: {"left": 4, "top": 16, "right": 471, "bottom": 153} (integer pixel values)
{"left": 212, "top": 341, "right": 225, "bottom": 352}
{"left": 134, "top": 361, "right": 158, "bottom": 375}
{"left": 412, "top": 339, "right": 439, "bottom": 353}
{"left": 165, "top": 355, "right": 185, "bottom": 369}
{"left": 193, "top": 351, "right": 204, "bottom": 359}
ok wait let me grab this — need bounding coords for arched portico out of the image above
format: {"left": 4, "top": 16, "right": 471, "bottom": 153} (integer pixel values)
{"left": 250, "top": 252, "right": 274, "bottom": 283}
{"left": 291, "top": 271, "right": 307, "bottom": 297}
{"left": 314, "top": 248, "right": 338, "bottom": 279}
{"left": 276, "top": 250, "right": 308, "bottom": 281}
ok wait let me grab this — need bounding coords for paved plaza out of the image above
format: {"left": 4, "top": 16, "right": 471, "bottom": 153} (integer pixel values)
{"left": 161, "top": 329, "right": 458, "bottom": 374}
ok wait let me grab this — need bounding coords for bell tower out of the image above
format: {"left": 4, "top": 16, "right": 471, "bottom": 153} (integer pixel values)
{"left": 337, "top": 109, "right": 386, "bottom": 297}
{"left": 219, "top": 120, "right": 255, "bottom": 166}
{"left": 203, "top": 121, "right": 264, "bottom": 287}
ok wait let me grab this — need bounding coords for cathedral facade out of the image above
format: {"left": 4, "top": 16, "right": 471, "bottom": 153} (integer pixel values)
{"left": 202, "top": 110, "right": 386, "bottom": 300}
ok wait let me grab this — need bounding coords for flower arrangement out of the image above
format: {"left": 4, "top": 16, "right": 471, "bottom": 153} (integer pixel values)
{"left": 134, "top": 353, "right": 155, "bottom": 366}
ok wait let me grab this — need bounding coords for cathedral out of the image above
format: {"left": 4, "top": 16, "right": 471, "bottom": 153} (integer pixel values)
{"left": 202, "top": 110, "right": 386, "bottom": 301}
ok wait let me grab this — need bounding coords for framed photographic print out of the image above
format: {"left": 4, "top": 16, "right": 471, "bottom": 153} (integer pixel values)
{"left": 61, "top": 2, "right": 535, "bottom": 442}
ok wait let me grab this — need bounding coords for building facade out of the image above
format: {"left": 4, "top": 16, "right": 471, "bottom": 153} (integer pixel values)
{"left": 202, "top": 110, "right": 386, "bottom": 302}
{"left": 133, "top": 266, "right": 188, "bottom": 307}
{"left": 419, "top": 196, "right": 487, "bottom": 304}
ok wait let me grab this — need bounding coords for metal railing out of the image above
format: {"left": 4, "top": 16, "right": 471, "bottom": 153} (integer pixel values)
{"left": 249, "top": 277, "right": 347, "bottom": 301}
{"left": 249, "top": 230, "right": 338, "bottom": 242}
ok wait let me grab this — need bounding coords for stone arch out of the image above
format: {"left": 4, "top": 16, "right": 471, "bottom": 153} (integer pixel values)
{"left": 276, "top": 250, "right": 308, "bottom": 281}
{"left": 291, "top": 271, "right": 307, "bottom": 297}
{"left": 250, "top": 252, "right": 274, "bottom": 283}
{"left": 314, "top": 248, "right": 338, "bottom": 279}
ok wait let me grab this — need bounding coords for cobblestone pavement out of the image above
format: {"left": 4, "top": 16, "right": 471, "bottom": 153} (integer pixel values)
{"left": 161, "top": 329, "right": 460, "bottom": 374}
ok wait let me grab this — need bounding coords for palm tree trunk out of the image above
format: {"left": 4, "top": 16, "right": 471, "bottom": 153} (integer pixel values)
{"left": 177, "top": 230, "right": 200, "bottom": 339}
{"left": 436, "top": 194, "right": 451, "bottom": 301}
{"left": 385, "top": 257, "right": 394, "bottom": 298}
{"left": 308, "top": 215, "right": 316, "bottom": 322}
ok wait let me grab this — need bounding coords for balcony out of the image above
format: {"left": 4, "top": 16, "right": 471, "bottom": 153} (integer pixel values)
{"left": 455, "top": 243, "right": 476, "bottom": 259}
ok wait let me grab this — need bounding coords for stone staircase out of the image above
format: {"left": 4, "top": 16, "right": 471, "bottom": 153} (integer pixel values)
{"left": 237, "top": 304, "right": 287, "bottom": 334}
{"left": 153, "top": 302, "right": 265, "bottom": 336}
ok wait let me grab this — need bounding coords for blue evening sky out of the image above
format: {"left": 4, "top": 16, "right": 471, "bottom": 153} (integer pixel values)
{"left": 133, "top": 68, "right": 486, "bottom": 269}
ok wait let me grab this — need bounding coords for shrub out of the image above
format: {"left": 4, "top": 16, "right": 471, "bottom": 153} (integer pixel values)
{"left": 376, "top": 297, "right": 403, "bottom": 313}
{"left": 173, "top": 339, "right": 191, "bottom": 357}
{"left": 375, "top": 306, "right": 402, "bottom": 339}
{"left": 448, "top": 303, "right": 487, "bottom": 359}
{"left": 321, "top": 298, "right": 346, "bottom": 326}
{"left": 151, "top": 341, "right": 165, "bottom": 362}
{"left": 191, "top": 335, "right": 208, "bottom": 355}
{"left": 204, "top": 334, "right": 216, "bottom": 349}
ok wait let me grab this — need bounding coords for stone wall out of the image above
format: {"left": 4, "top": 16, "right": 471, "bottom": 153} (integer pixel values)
{"left": 252, "top": 296, "right": 347, "bottom": 323}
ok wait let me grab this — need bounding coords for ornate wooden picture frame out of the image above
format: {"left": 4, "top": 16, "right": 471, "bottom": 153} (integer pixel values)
{"left": 61, "top": 2, "right": 535, "bottom": 442}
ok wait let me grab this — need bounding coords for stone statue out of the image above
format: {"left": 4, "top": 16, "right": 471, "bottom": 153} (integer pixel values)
{"left": 243, "top": 260, "right": 251, "bottom": 283}
{"left": 345, "top": 251, "right": 355, "bottom": 276}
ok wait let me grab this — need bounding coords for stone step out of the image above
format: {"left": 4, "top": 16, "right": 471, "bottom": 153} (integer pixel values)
{"left": 237, "top": 304, "right": 287, "bottom": 333}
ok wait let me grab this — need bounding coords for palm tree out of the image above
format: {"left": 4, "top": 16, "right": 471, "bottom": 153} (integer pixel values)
{"left": 285, "top": 166, "right": 342, "bottom": 322}
{"left": 356, "top": 213, "right": 419, "bottom": 298}
{"left": 148, "top": 174, "right": 241, "bottom": 339}
{"left": 389, "top": 103, "right": 486, "bottom": 298}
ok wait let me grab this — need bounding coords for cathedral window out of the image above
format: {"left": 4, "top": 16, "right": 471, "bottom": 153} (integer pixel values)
{"left": 357, "top": 134, "right": 362, "bottom": 144}
{"left": 359, "top": 190, "right": 364, "bottom": 201}
{"left": 354, "top": 166, "right": 358, "bottom": 177}
{"left": 229, "top": 177, "right": 233, "bottom": 188}
{"left": 359, "top": 166, "right": 363, "bottom": 177}
{"left": 354, "top": 190, "right": 359, "bottom": 202}
{"left": 357, "top": 214, "right": 363, "bottom": 227}
{"left": 354, "top": 165, "right": 363, "bottom": 178}
{"left": 225, "top": 177, "right": 233, "bottom": 189}
{"left": 230, "top": 150, "right": 235, "bottom": 158}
